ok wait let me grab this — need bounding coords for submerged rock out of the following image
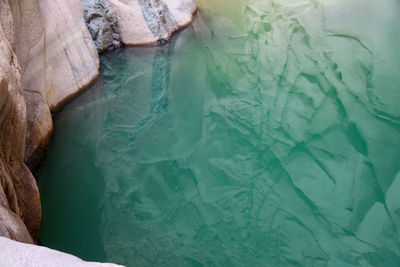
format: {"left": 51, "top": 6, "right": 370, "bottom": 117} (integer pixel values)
{"left": 81, "top": 0, "right": 121, "bottom": 53}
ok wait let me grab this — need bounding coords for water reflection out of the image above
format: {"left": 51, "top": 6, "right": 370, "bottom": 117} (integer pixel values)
{"left": 99, "top": 43, "right": 174, "bottom": 152}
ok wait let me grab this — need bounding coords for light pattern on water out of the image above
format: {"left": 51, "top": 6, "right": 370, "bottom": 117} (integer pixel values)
{"left": 38, "top": 0, "right": 400, "bottom": 266}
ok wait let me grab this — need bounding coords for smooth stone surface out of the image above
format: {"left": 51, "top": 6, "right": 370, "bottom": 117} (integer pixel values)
{"left": 0, "top": 237, "right": 123, "bottom": 267}
{"left": 165, "top": 0, "right": 197, "bottom": 28}
{"left": 39, "top": 0, "right": 100, "bottom": 111}
{"left": 39, "top": 0, "right": 400, "bottom": 266}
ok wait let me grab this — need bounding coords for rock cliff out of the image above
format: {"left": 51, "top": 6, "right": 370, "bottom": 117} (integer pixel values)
{"left": 0, "top": 8, "right": 36, "bottom": 243}
{"left": 0, "top": 0, "right": 100, "bottom": 242}
{"left": 10, "top": 0, "right": 100, "bottom": 168}
{"left": 0, "top": 0, "right": 41, "bottom": 243}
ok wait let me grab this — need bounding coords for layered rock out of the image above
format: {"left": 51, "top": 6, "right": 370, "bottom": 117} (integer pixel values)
{"left": 109, "top": 0, "right": 196, "bottom": 45}
{"left": 81, "top": 0, "right": 121, "bottom": 53}
{"left": 0, "top": 237, "right": 123, "bottom": 266}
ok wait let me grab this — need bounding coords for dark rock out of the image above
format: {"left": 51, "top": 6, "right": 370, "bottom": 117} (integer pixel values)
{"left": 81, "top": 0, "right": 121, "bottom": 53}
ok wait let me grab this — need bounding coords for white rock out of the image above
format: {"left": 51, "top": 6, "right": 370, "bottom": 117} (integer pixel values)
{"left": 0, "top": 237, "right": 124, "bottom": 267}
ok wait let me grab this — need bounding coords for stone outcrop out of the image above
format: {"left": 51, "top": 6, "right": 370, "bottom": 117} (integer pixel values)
{"left": 0, "top": 237, "right": 123, "bottom": 266}
{"left": 81, "top": 0, "right": 121, "bottom": 53}
{"left": 109, "top": 0, "right": 196, "bottom": 45}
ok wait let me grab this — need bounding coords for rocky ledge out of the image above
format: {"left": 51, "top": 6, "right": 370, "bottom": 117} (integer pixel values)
{"left": 0, "top": 0, "right": 196, "bottom": 264}
{"left": 0, "top": 237, "right": 122, "bottom": 266}
{"left": 82, "top": 0, "right": 197, "bottom": 50}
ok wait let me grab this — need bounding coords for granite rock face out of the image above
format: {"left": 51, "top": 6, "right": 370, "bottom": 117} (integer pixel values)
{"left": 81, "top": 0, "right": 121, "bottom": 53}
{"left": 0, "top": 0, "right": 40, "bottom": 243}
{"left": 0, "top": 0, "right": 100, "bottom": 241}
{"left": 8, "top": 0, "right": 100, "bottom": 166}
{"left": 0, "top": 237, "right": 123, "bottom": 266}
{"left": 39, "top": 0, "right": 100, "bottom": 111}
{"left": 109, "top": 0, "right": 196, "bottom": 45}
{"left": 7, "top": 0, "right": 53, "bottom": 168}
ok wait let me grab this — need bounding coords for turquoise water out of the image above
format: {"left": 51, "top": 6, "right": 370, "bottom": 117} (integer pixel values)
{"left": 38, "top": 0, "right": 400, "bottom": 266}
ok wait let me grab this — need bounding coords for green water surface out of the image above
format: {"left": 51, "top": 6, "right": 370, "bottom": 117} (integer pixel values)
{"left": 38, "top": 0, "right": 400, "bottom": 266}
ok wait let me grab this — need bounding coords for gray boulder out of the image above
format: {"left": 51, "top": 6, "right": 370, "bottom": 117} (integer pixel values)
{"left": 81, "top": 0, "right": 121, "bottom": 52}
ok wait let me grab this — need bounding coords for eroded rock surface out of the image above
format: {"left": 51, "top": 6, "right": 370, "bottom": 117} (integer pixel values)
{"left": 81, "top": 0, "right": 121, "bottom": 53}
